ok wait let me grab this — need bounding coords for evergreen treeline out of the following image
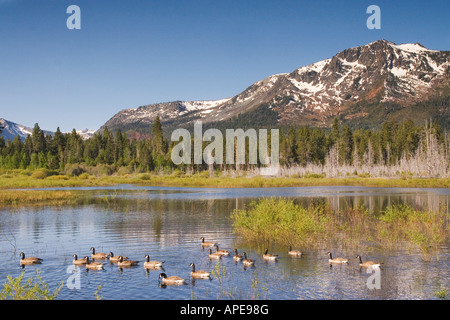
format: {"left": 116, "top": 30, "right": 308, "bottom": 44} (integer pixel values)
{"left": 0, "top": 117, "right": 448, "bottom": 177}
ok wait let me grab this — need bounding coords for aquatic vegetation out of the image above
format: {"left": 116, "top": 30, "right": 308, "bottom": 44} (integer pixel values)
{"left": 434, "top": 285, "right": 448, "bottom": 299}
{"left": 377, "top": 204, "right": 449, "bottom": 255}
{"left": 231, "top": 198, "right": 449, "bottom": 257}
{"left": 0, "top": 190, "right": 76, "bottom": 206}
{"left": 231, "top": 198, "right": 330, "bottom": 247}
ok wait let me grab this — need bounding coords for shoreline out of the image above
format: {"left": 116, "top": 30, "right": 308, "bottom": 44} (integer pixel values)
{"left": 1, "top": 173, "right": 449, "bottom": 190}
{"left": 0, "top": 173, "right": 449, "bottom": 206}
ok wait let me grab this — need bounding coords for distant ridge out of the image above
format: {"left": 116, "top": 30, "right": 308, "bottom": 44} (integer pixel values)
{"left": 0, "top": 118, "right": 95, "bottom": 142}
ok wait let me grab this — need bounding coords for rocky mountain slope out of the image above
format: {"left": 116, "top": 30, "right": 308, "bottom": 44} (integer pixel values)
{"left": 97, "top": 40, "right": 450, "bottom": 134}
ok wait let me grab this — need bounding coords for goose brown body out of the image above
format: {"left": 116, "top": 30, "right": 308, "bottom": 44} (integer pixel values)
{"left": 190, "top": 263, "right": 210, "bottom": 279}
{"left": 72, "top": 254, "right": 87, "bottom": 265}
{"left": 242, "top": 252, "right": 254, "bottom": 267}
{"left": 159, "top": 273, "right": 185, "bottom": 285}
{"left": 200, "top": 237, "right": 217, "bottom": 247}
{"left": 117, "top": 256, "right": 139, "bottom": 267}
{"left": 263, "top": 249, "right": 278, "bottom": 261}
{"left": 90, "top": 247, "right": 108, "bottom": 259}
{"left": 356, "top": 255, "right": 381, "bottom": 268}
{"left": 214, "top": 245, "right": 230, "bottom": 256}
{"left": 288, "top": 246, "right": 302, "bottom": 257}
{"left": 208, "top": 248, "right": 222, "bottom": 260}
{"left": 109, "top": 252, "right": 128, "bottom": 263}
{"left": 84, "top": 256, "right": 104, "bottom": 270}
{"left": 233, "top": 249, "right": 243, "bottom": 261}
{"left": 19, "top": 252, "right": 43, "bottom": 265}
{"left": 144, "top": 255, "right": 164, "bottom": 269}
{"left": 328, "top": 252, "right": 349, "bottom": 264}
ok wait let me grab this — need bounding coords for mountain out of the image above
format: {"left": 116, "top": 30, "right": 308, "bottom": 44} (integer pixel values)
{"left": 0, "top": 118, "right": 95, "bottom": 142}
{"left": 100, "top": 40, "right": 450, "bottom": 134}
{"left": 98, "top": 40, "right": 450, "bottom": 134}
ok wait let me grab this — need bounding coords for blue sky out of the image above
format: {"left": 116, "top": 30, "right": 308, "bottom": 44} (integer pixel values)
{"left": 0, "top": 0, "right": 449, "bottom": 132}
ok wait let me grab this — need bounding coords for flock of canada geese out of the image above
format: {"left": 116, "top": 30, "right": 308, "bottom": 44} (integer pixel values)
{"left": 18, "top": 236, "right": 382, "bottom": 286}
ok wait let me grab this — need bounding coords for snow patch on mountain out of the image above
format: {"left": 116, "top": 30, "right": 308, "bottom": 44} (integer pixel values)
{"left": 0, "top": 118, "right": 95, "bottom": 141}
{"left": 390, "top": 43, "right": 437, "bottom": 54}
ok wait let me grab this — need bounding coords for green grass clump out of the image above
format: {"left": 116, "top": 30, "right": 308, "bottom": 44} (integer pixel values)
{"left": 0, "top": 190, "right": 76, "bottom": 206}
{"left": 231, "top": 198, "right": 329, "bottom": 247}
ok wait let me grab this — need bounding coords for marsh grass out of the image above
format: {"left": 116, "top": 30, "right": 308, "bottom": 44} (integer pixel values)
{"left": 0, "top": 169, "right": 449, "bottom": 191}
{"left": 0, "top": 190, "right": 77, "bottom": 206}
{"left": 377, "top": 204, "right": 449, "bottom": 256}
{"left": 231, "top": 198, "right": 449, "bottom": 258}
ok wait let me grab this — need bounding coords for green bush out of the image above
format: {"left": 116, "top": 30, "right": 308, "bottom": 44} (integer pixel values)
{"left": 64, "top": 164, "right": 86, "bottom": 176}
{"left": 138, "top": 173, "right": 151, "bottom": 180}
{"left": 78, "top": 172, "right": 90, "bottom": 180}
{"left": 31, "top": 169, "right": 58, "bottom": 179}
{"left": 0, "top": 270, "right": 62, "bottom": 300}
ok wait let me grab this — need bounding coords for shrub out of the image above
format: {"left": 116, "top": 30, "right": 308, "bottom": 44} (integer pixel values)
{"left": 0, "top": 270, "right": 62, "bottom": 300}
{"left": 64, "top": 164, "right": 86, "bottom": 176}
{"left": 31, "top": 169, "right": 58, "bottom": 179}
{"left": 138, "top": 173, "right": 151, "bottom": 180}
{"left": 78, "top": 172, "right": 90, "bottom": 180}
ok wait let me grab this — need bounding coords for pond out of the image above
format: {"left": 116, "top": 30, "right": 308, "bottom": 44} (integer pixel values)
{"left": 0, "top": 185, "right": 448, "bottom": 300}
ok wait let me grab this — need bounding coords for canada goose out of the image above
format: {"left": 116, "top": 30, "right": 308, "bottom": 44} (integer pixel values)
{"left": 327, "top": 252, "right": 349, "bottom": 264}
{"left": 233, "top": 249, "right": 243, "bottom": 261}
{"left": 117, "top": 256, "right": 139, "bottom": 267}
{"left": 90, "top": 247, "right": 108, "bottom": 259}
{"left": 109, "top": 252, "right": 128, "bottom": 263}
{"left": 356, "top": 255, "right": 381, "bottom": 268}
{"left": 200, "top": 237, "right": 217, "bottom": 247}
{"left": 288, "top": 246, "right": 302, "bottom": 257}
{"left": 214, "top": 245, "right": 230, "bottom": 256}
{"left": 263, "top": 249, "right": 278, "bottom": 261}
{"left": 84, "top": 256, "right": 104, "bottom": 270}
{"left": 19, "top": 252, "right": 43, "bottom": 265}
{"left": 190, "top": 263, "right": 210, "bottom": 279}
{"left": 159, "top": 273, "right": 185, "bottom": 285}
{"left": 144, "top": 255, "right": 164, "bottom": 269}
{"left": 242, "top": 252, "right": 254, "bottom": 267}
{"left": 208, "top": 248, "right": 222, "bottom": 260}
{"left": 72, "top": 254, "right": 87, "bottom": 265}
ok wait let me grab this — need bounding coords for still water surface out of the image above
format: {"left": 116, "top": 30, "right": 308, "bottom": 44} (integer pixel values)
{"left": 0, "top": 186, "right": 448, "bottom": 300}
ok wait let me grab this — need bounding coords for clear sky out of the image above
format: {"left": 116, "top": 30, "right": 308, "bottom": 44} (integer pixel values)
{"left": 0, "top": 0, "right": 449, "bottom": 132}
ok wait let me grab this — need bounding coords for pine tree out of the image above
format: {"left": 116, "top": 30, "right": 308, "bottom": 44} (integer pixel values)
{"left": 32, "top": 123, "right": 46, "bottom": 154}
{"left": 151, "top": 117, "right": 164, "bottom": 153}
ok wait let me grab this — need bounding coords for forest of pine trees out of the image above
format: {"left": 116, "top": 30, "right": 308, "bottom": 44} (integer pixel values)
{"left": 0, "top": 117, "right": 448, "bottom": 178}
